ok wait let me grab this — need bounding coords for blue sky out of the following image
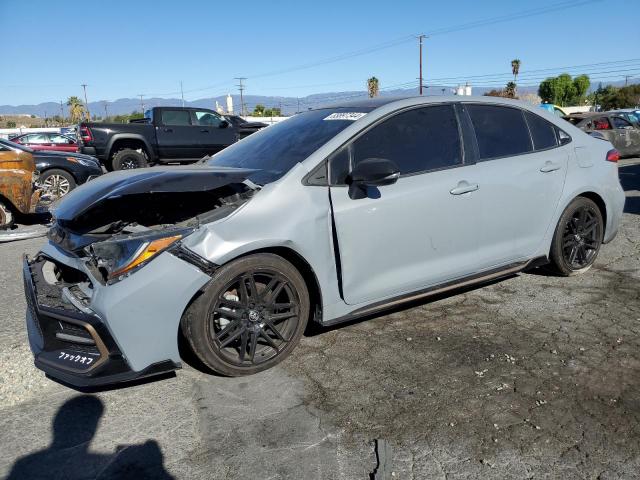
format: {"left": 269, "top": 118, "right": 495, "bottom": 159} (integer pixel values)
{"left": 1, "top": 0, "right": 639, "bottom": 105}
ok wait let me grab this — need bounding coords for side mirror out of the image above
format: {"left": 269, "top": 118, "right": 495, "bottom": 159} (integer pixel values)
{"left": 219, "top": 120, "right": 230, "bottom": 129}
{"left": 347, "top": 158, "right": 400, "bottom": 188}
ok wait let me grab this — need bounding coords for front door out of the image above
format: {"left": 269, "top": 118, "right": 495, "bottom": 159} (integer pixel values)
{"left": 328, "top": 104, "right": 479, "bottom": 306}
{"left": 192, "top": 110, "right": 238, "bottom": 156}
{"left": 155, "top": 109, "right": 202, "bottom": 159}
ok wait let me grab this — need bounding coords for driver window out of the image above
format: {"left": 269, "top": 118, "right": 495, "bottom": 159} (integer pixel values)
{"left": 329, "top": 105, "right": 462, "bottom": 184}
{"left": 194, "top": 110, "right": 222, "bottom": 127}
{"left": 612, "top": 117, "right": 632, "bottom": 129}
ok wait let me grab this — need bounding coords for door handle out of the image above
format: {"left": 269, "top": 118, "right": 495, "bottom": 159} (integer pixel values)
{"left": 540, "top": 161, "right": 561, "bottom": 173}
{"left": 200, "top": 129, "right": 209, "bottom": 133}
{"left": 163, "top": 128, "right": 173, "bottom": 133}
{"left": 450, "top": 181, "right": 479, "bottom": 195}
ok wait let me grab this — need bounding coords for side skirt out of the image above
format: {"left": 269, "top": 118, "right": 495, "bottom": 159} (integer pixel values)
{"left": 322, "top": 256, "right": 547, "bottom": 327}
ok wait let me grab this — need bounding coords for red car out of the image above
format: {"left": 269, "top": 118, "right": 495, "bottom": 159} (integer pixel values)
{"left": 10, "top": 132, "right": 79, "bottom": 153}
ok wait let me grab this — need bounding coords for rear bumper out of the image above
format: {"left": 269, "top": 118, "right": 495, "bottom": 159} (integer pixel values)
{"left": 23, "top": 254, "right": 179, "bottom": 388}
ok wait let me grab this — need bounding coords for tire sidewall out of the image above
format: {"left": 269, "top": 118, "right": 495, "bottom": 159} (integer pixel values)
{"left": 0, "top": 201, "right": 14, "bottom": 229}
{"left": 182, "top": 253, "right": 310, "bottom": 376}
{"left": 551, "top": 197, "right": 603, "bottom": 276}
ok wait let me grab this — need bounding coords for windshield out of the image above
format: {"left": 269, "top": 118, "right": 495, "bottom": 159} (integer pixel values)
{"left": 208, "top": 107, "right": 373, "bottom": 185}
{"left": 0, "top": 138, "right": 33, "bottom": 153}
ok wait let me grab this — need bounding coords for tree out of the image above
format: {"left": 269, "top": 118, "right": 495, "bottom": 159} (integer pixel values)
{"left": 367, "top": 77, "right": 380, "bottom": 98}
{"left": 538, "top": 73, "right": 591, "bottom": 106}
{"left": 66, "top": 96, "right": 86, "bottom": 123}
{"left": 252, "top": 104, "right": 265, "bottom": 116}
{"left": 7, "top": 121, "right": 16, "bottom": 128}
{"left": 596, "top": 83, "right": 640, "bottom": 110}
{"left": 511, "top": 59, "right": 521, "bottom": 95}
{"left": 504, "top": 82, "right": 517, "bottom": 98}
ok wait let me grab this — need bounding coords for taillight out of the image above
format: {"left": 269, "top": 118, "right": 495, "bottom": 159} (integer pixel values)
{"left": 606, "top": 149, "right": 620, "bottom": 163}
{"left": 80, "top": 126, "right": 93, "bottom": 143}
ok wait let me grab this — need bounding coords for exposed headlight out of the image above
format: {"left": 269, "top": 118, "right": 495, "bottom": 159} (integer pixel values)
{"left": 87, "top": 228, "right": 193, "bottom": 283}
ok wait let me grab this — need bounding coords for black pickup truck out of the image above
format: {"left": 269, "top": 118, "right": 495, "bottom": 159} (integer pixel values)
{"left": 78, "top": 107, "right": 264, "bottom": 170}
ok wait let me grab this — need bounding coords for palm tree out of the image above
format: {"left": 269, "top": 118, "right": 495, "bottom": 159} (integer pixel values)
{"left": 66, "top": 96, "right": 86, "bottom": 123}
{"left": 367, "top": 77, "right": 379, "bottom": 98}
{"left": 511, "top": 59, "right": 521, "bottom": 83}
{"left": 505, "top": 82, "right": 517, "bottom": 99}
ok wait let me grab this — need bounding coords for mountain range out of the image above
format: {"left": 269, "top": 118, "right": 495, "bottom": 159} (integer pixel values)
{"left": 0, "top": 80, "right": 628, "bottom": 118}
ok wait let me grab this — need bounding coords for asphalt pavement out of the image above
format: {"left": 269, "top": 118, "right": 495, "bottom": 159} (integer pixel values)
{"left": 0, "top": 160, "right": 639, "bottom": 479}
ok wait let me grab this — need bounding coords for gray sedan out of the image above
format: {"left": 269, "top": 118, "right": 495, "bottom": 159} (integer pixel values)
{"left": 23, "top": 96, "right": 625, "bottom": 386}
{"left": 566, "top": 112, "right": 640, "bottom": 157}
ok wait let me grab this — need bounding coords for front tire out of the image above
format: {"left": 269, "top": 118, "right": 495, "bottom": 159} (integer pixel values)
{"left": 181, "top": 253, "right": 310, "bottom": 376}
{"left": 40, "top": 169, "right": 76, "bottom": 202}
{"left": 111, "top": 148, "right": 148, "bottom": 170}
{"left": 549, "top": 197, "right": 603, "bottom": 276}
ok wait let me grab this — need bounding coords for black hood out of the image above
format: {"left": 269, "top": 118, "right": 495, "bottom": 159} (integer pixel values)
{"left": 33, "top": 150, "right": 99, "bottom": 163}
{"left": 53, "top": 165, "right": 258, "bottom": 221}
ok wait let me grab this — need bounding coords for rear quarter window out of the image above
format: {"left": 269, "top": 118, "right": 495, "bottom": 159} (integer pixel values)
{"left": 467, "top": 104, "right": 533, "bottom": 160}
{"left": 524, "top": 111, "right": 558, "bottom": 150}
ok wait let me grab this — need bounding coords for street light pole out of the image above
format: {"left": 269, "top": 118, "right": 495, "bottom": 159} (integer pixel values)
{"left": 418, "top": 34, "right": 426, "bottom": 95}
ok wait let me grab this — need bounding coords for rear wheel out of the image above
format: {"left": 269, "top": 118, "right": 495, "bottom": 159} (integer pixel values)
{"left": 181, "top": 253, "right": 309, "bottom": 376}
{"left": 111, "top": 148, "right": 148, "bottom": 170}
{"left": 549, "top": 197, "right": 603, "bottom": 276}
{"left": 0, "top": 201, "right": 13, "bottom": 229}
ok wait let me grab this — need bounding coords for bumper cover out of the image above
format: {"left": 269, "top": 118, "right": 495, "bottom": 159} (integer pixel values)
{"left": 23, "top": 254, "right": 179, "bottom": 388}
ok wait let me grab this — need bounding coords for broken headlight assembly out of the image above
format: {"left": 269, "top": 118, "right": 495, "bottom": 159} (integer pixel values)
{"left": 86, "top": 227, "right": 194, "bottom": 284}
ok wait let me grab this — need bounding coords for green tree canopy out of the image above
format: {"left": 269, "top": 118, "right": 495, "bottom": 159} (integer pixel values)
{"left": 538, "top": 73, "right": 591, "bottom": 106}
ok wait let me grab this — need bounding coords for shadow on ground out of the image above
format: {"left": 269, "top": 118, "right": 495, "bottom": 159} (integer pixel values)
{"left": 6, "top": 396, "right": 174, "bottom": 480}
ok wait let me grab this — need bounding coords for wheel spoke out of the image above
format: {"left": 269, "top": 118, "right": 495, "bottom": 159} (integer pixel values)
{"left": 270, "top": 312, "right": 297, "bottom": 322}
{"left": 219, "top": 324, "right": 244, "bottom": 348}
{"left": 247, "top": 275, "right": 259, "bottom": 300}
{"left": 248, "top": 330, "right": 259, "bottom": 362}
{"left": 569, "top": 246, "right": 578, "bottom": 265}
{"left": 219, "top": 298, "right": 243, "bottom": 309}
{"left": 272, "top": 302, "right": 293, "bottom": 310}
{"left": 238, "top": 329, "right": 249, "bottom": 361}
{"left": 263, "top": 319, "right": 286, "bottom": 341}
{"left": 259, "top": 330, "right": 279, "bottom": 351}
{"left": 238, "top": 278, "right": 249, "bottom": 306}
{"left": 214, "top": 308, "right": 242, "bottom": 320}
{"left": 266, "top": 281, "right": 287, "bottom": 305}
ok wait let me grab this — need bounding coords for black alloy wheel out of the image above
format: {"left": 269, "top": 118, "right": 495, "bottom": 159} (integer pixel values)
{"left": 182, "top": 253, "right": 309, "bottom": 376}
{"left": 550, "top": 197, "right": 603, "bottom": 276}
{"left": 111, "top": 148, "right": 149, "bottom": 170}
{"left": 210, "top": 269, "right": 300, "bottom": 366}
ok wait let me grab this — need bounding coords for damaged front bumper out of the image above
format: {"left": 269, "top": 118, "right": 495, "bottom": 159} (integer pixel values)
{"left": 23, "top": 243, "right": 212, "bottom": 388}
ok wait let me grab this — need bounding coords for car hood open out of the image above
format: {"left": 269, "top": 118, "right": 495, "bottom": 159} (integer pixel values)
{"left": 53, "top": 165, "right": 258, "bottom": 221}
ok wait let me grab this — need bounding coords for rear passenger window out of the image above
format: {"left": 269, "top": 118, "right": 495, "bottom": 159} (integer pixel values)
{"left": 524, "top": 111, "right": 558, "bottom": 150}
{"left": 467, "top": 105, "right": 533, "bottom": 160}
{"left": 161, "top": 110, "right": 191, "bottom": 126}
{"left": 342, "top": 105, "right": 462, "bottom": 179}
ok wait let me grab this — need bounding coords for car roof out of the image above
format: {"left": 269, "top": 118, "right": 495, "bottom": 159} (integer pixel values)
{"left": 316, "top": 95, "right": 540, "bottom": 111}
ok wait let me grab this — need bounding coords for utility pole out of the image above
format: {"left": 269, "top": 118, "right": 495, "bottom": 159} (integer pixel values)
{"left": 180, "top": 81, "right": 185, "bottom": 107}
{"left": 297, "top": 97, "right": 300, "bottom": 114}
{"left": 417, "top": 34, "right": 426, "bottom": 95}
{"left": 81, "top": 84, "right": 90, "bottom": 120}
{"left": 235, "top": 77, "right": 247, "bottom": 116}
{"left": 138, "top": 94, "right": 145, "bottom": 114}
{"left": 624, "top": 75, "right": 630, "bottom": 86}
{"left": 59, "top": 101, "right": 64, "bottom": 124}
{"left": 103, "top": 101, "right": 109, "bottom": 120}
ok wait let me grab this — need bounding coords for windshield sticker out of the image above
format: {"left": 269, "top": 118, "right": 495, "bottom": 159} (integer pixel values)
{"left": 323, "top": 112, "right": 367, "bottom": 121}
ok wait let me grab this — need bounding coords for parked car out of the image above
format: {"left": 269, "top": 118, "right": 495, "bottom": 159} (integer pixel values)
{"left": 10, "top": 132, "right": 79, "bottom": 153}
{"left": 564, "top": 112, "right": 640, "bottom": 157}
{"left": 78, "top": 106, "right": 241, "bottom": 171}
{"left": 33, "top": 150, "right": 102, "bottom": 202}
{"left": 0, "top": 139, "right": 41, "bottom": 228}
{"left": 24, "top": 96, "right": 624, "bottom": 387}
{"left": 609, "top": 108, "right": 640, "bottom": 127}
{"left": 224, "top": 115, "right": 268, "bottom": 138}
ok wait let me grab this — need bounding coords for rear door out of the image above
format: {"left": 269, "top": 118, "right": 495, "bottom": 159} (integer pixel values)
{"left": 463, "top": 104, "right": 568, "bottom": 268}
{"left": 155, "top": 109, "right": 201, "bottom": 159}
{"left": 329, "top": 103, "right": 480, "bottom": 305}
{"left": 192, "top": 110, "right": 238, "bottom": 156}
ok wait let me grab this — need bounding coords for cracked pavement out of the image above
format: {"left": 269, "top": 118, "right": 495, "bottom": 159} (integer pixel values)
{"left": 0, "top": 161, "right": 638, "bottom": 479}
